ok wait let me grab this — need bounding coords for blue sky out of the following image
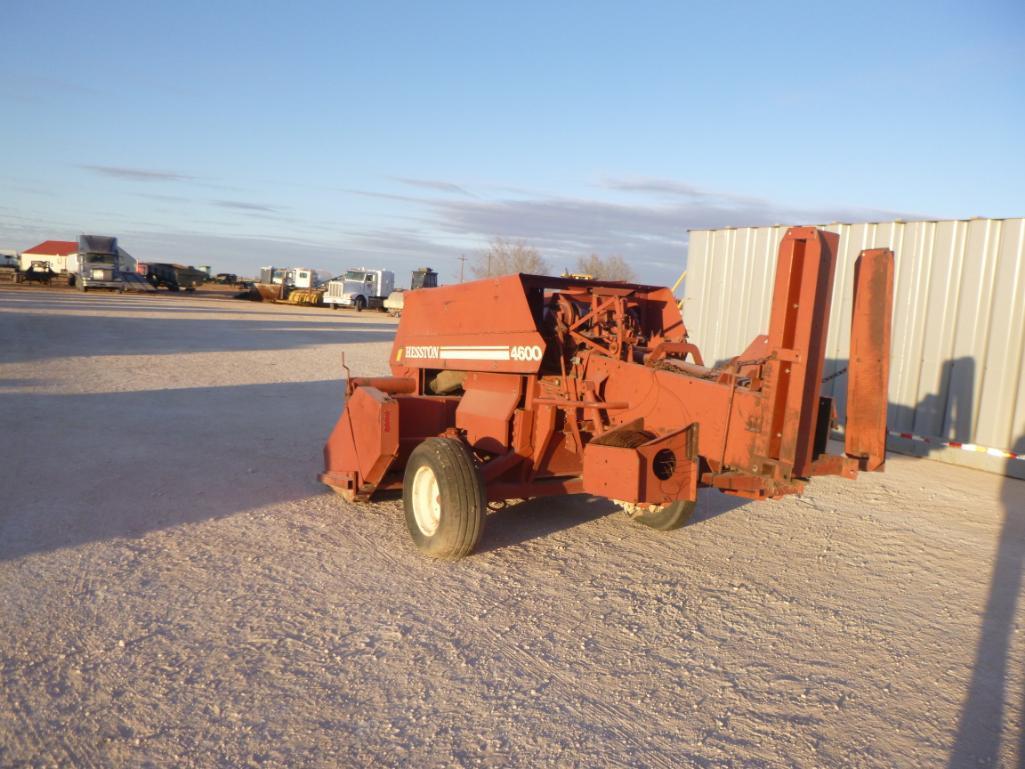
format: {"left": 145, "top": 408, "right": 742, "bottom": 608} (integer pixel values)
{"left": 2, "top": 0, "right": 1022, "bottom": 285}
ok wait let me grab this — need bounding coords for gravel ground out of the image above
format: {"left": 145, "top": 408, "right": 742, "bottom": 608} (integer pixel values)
{"left": 1, "top": 286, "right": 1023, "bottom": 768}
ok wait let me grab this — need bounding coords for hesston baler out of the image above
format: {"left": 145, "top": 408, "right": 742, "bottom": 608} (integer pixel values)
{"left": 320, "top": 227, "right": 895, "bottom": 559}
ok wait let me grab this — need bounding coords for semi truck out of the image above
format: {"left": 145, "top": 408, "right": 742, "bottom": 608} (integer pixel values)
{"left": 76, "top": 235, "right": 152, "bottom": 292}
{"left": 324, "top": 268, "right": 395, "bottom": 311}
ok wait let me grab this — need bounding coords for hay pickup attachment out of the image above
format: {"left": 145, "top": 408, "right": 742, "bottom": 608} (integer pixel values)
{"left": 320, "top": 227, "right": 895, "bottom": 558}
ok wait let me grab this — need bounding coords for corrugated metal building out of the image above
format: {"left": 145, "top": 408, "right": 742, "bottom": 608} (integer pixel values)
{"left": 684, "top": 218, "right": 1025, "bottom": 478}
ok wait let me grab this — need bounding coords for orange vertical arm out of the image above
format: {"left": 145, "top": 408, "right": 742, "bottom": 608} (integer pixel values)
{"left": 755, "top": 227, "right": 839, "bottom": 478}
{"left": 845, "top": 248, "right": 894, "bottom": 471}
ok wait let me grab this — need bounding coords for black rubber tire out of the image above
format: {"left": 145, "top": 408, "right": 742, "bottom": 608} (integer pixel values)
{"left": 403, "top": 438, "right": 485, "bottom": 559}
{"left": 631, "top": 500, "right": 696, "bottom": 531}
{"left": 354, "top": 296, "right": 366, "bottom": 312}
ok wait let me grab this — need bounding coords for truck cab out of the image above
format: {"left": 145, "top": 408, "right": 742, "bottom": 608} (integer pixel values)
{"left": 77, "top": 235, "right": 122, "bottom": 291}
{"left": 325, "top": 268, "right": 395, "bottom": 311}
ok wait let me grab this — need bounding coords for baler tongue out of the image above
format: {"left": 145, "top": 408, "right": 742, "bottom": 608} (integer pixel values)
{"left": 844, "top": 248, "right": 895, "bottom": 471}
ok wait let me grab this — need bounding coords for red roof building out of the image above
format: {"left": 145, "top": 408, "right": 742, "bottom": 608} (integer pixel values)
{"left": 23, "top": 240, "right": 78, "bottom": 256}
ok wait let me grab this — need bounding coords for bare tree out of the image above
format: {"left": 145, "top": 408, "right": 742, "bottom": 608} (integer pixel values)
{"left": 575, "top": 253, "right": 636, "bottom": 282}
{"left": 471, "top": 238, "right": 549, "bottom": 278}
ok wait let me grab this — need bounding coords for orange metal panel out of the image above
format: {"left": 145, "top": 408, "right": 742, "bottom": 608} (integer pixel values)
{"left": 754, "top": 227, "right": 838, "bottom": 477}
{"left": 845, "top": 248, "right": 894, "bottom": 470}
{"left": 321, "top": 386, "right": 399, "bottom": 498}
{"left": 456, "top": 372, "right": 523, "bottom": 453}
{"left": 582, "top": 443, "right": 643, "bottom": 499}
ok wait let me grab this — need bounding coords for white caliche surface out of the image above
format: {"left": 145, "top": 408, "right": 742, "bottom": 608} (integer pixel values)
{"left": 0, "top": 287, "right": 1022, "bottom": 768}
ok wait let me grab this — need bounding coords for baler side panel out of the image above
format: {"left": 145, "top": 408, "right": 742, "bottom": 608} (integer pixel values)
{"left": 391, "top": 275, "right": 547, "bottom": 374}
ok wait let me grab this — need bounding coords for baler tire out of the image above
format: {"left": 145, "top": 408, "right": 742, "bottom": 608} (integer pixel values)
{"left": 403, "top": 438, "right": 485, "bottom": 559}
{"left": 631, "top": 500, "right": 696, "bottom": 531}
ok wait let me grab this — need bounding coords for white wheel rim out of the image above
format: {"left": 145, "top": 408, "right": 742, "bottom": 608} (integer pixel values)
{"left": 411, "top": 465, "right": 442, "bottom": 536}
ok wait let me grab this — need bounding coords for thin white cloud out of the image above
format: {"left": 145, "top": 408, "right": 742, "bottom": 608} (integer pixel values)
{"left": 214, "top": 200, "right": 280, "bottom": 213}
{"left": 391, "top": 177, "right": 476, "bottom": 197}
{"left": 79, "top": 165, "right": 196, "bottom": 182}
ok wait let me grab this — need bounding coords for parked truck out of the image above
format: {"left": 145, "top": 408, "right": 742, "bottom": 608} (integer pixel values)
{"left": 145, "top": 262, "right": 207, "bottom": 291}
{"left": 324, "top": 268, "right": 395, "bottom": 311}
{"left": 383, "top": 267, "right": 439, "bottom": 316}
{"left": 76, "top": 235, "right": 152, "bottom": 292}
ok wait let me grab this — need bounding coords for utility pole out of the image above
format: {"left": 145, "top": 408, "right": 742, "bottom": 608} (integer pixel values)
{"left": 458, "top": 254, "right": 467, "bottom": 283}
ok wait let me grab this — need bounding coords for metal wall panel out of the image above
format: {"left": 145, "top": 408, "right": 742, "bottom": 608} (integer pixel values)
{"left": 684, "top": 218, "right": 1025, "bottom": 476}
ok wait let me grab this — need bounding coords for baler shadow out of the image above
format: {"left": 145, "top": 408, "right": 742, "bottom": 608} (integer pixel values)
{"left": 690, "top": 487, "right": 749, "bottom": 524}
{"left": 477, "top": 487, "right": 744, "bottom": 554}
{"left": 477, "top": 495, "right": 619, "bottom": 554}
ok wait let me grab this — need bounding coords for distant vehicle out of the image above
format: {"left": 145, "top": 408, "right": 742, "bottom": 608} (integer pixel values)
{"left": 73, "top": 235, "right": 153, "bottom": 292}
{"left": 146, "top": 263, "right": 207, "bottom": 292}
{"left": 289, "top": 267, "right": 321, "bottom": 289}
{"left": 213, "top": 273, "right": 240, "bottom": 285}
{"left": 0, "top": 252, "right": 20, "bottom": 283}
{"left": 383, "top": 267, "right": 439, "bottom": 316}
{"left": 23, "top": 260, "right": 57, "bottom": 285}
{"left": 258, "top": 266, "right": 321, "bottom": 289}
{"left": 324, "top": 268, "right": 395, "bottom": 311}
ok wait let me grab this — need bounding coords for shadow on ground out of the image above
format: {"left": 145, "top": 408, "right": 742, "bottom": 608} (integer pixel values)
{"left": 0, "top": 309, "right": 395, "bottom": 363}
{"left": 477, "top": 487, "right": 747, "bottom": 554}
{"left": 947, "top": 434, "right": 1025, "bottom": 767}
{"left": 0, "top": 379, "right": 352, "bottom": 562}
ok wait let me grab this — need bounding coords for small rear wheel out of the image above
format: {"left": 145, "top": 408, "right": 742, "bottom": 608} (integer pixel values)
{"left": 605, "top": 428, "right": 697, "bottom": 531}
{"left": 403, "top": 438, "right": 485, "bottom": 559}
{"left": 621, "top": 499, "right": 696, "bottom": 531}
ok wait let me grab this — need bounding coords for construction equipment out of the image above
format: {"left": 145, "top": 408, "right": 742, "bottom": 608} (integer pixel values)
{"left": 247, "top": 266, "right": 323, "bottom": 303}
{"left": 320, "top": 227, "right": 895, "bottom": 559}
{"left": 286, "top": 287, "right": 325, "bottom": 306}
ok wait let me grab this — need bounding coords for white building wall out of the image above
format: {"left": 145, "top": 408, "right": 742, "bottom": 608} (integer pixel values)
{"left": 21, "top": 252, "right": 76, "bottom": 272}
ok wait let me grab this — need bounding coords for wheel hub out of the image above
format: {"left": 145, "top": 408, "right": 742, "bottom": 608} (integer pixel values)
{"left": 411, "top": 465, "right": 442, "bottom": 536}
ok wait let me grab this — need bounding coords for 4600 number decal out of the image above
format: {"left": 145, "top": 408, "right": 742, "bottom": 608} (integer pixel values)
{"left": 509, "top": 345, "right": 544, "bottom": 362}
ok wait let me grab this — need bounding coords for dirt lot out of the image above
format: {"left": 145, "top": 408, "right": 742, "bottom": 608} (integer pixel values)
{"left": 1, "top": 286, "right": 1023, "bottom": 768}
